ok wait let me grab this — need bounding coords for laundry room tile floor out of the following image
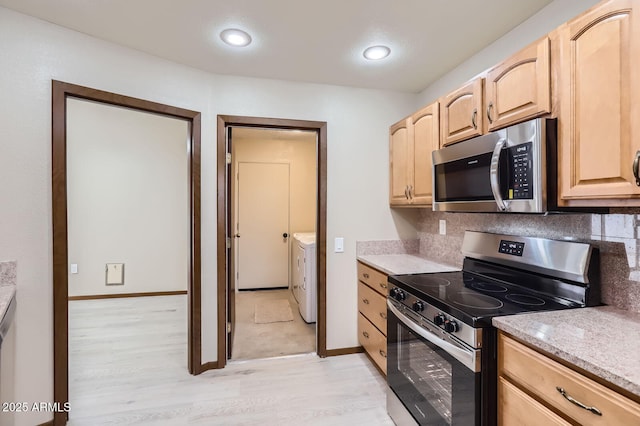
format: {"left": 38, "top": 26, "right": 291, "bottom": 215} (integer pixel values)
{"left": 232, "top": 288, "right": 316, "bottom": 360}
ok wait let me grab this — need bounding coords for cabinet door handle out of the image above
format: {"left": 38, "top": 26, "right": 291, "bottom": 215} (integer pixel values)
{"left": 404, "top": 186, "right": 410, "bottom": 199}
{"left": 379, "top": 282, "right": 387, "bottom": 289}
{"left": 408, "top": 185, "right": 413, "bottom": 199}
{"left": 487, "top": 102, "right": 494, "bottom": 124}
{"left": 362, "top": 298, "right": 370, "bottom": 305}
{"left": 362, "top": 273, "right": 370, "bottom": 279}
{"left": 633, "top": 151, "right": 640, "bottom": 186}
{"left": 379, "top": 312, "right": 387, "bottom": 320}
{"left": 362, "top": 331, "right": 370, "bottom": 339}
{"left": 471, "top": 108, "right": 478, "bottom": 129}
{"left": 556, "top": 387, "right": 602, "bottom": 416}
{"left": 379, "top": 349, "right": 387, "bottom": 358}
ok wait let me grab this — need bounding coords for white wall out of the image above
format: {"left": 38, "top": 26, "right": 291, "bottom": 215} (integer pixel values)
{"left": 67, "top": 98, "right": 189, "bottom": 297}
{"left": 0, "top": 6, "right": 416, "bottom": 424}
{"left": 416, "top": 0, "right": 601, "bottom": 107}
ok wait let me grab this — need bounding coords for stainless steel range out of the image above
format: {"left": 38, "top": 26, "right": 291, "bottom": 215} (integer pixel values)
{"left": 386, "top": 231, "right": 600, "bottom": 426}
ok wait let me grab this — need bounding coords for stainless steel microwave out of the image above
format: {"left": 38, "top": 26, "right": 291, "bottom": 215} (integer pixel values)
{"left": 432, "top": 118, "right": 556, "bottom": 213}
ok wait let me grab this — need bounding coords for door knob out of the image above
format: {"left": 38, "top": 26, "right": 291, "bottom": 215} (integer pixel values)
{"left": 283, "top": 233, "right": 289, "bottom": 238}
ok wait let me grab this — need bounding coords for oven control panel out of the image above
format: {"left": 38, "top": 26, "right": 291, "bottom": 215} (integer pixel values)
{"left": 499, "top": 240, "right": 524, "bottom": 256}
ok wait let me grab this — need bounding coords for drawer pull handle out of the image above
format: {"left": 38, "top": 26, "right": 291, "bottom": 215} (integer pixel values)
{"left": 556, "top": 387, "right": 602, "bottom": 416}
{"left": 379, "top": 282, "right": 387, "bottom": 289}
{"left": 362, "top": 298, "right": 370, "bottom": 305}
{"left": 379, "top": 349, "right": 387, "bottom": 358}
{"left": 471, "top": 108, "right": 478, "bottom": 129}
{"left": 380, "top": 312, "right": 387, "bottom": 320}
{"left": 362, "top": 331, "right": 369, "bottom": 339}
{"left": 363, "top": 273, "right": 370, "bottom": 279}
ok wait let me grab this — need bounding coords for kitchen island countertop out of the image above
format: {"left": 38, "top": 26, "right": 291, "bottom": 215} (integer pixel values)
{"left": 357, "top": 254, "right": 459, "bottom": 276}
{"left": 493, "top": 306, "right": 640, "bottom": 397}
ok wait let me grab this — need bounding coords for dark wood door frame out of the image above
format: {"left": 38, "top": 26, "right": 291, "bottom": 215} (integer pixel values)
{"left": 216, "top": 115, "right": 327, "bottom": 368}
{"left": 52, "top": 81, "right": 202, "bottom": 425}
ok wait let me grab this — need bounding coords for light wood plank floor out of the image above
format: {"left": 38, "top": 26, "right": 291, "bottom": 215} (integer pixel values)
{"left": 68, "top": 295, "right": 393, "bottom": 425}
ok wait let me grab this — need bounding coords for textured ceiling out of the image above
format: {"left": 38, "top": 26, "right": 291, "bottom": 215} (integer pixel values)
{"left": 0, "top": 0, "right": 554, "bottom": 93}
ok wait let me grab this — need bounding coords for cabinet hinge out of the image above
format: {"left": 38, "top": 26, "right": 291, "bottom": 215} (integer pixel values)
{"left": 226, "top": 153, "right": 232, "bottom": 164}
{"left": 226, "top": 237, "right": 231, "bottom": 249}
{"left": 227, "top": 322, "right": 232, "bottom": 333}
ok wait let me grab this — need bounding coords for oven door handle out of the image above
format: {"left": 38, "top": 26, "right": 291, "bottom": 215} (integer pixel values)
{"left": 490, "top": 137, "right": 508, "bottom": 211}
{"left": 387, "top": 300, "right": 480, "bottom": 373}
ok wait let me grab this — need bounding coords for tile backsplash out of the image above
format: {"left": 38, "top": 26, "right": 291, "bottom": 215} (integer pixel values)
{"left": 417, "top": 211, "right": 640, "bottom": 313}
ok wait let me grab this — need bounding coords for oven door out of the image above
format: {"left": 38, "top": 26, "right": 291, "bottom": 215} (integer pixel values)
{"left": 387, "top": 300, "right": 481, "bottom": 426}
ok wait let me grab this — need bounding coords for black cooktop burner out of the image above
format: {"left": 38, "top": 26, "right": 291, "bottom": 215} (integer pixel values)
{"left": 404, "top": 275, "right": 451, "bottom": 287}
{"left": 470, "top": 281, "right": 508, "bottom": 293}
{"left": 450, "top": 291, "right": 504, "bottom": 309}
{"left": 506, "top": 293, "right": 546, "bottom": 306}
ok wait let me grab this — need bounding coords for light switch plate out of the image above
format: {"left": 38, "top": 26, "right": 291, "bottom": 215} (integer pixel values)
{"left": 439, "top": 219, "right": 447, "bottom": 235}
{"left": 334, "top": 237, "right": 344, "bottom": 253}
{"left": 70, "top": 264, "right": 78, "bottom": 274}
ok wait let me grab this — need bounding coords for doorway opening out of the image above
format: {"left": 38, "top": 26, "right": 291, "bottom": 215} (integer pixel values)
{"left": 231, "top": 128, "right": 317, "bottom": 360}
{"left": 52, "top": 81, "right": 202, "bottom": 425}
{"left": 216, "top": 115, "right": 327, "bottom": 367}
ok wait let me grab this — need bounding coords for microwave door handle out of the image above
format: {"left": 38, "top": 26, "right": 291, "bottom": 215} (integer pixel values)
{"left": 387, "top": 300, "right": 479, "bottom": 372}
{"left": 490, "top": 137, "right": 508, "bottom": 211}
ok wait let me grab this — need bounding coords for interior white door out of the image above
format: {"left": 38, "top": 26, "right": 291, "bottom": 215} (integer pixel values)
{"left": 237, "top": 162, "right": 290, "bottom": 289}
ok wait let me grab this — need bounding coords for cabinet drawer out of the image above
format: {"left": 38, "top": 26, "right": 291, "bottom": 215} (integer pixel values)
{"left": 358, "top": 313, "right": 387, "bottom": 374}
{"left": 357, "top": 262, "right": 388, "bottom": 296}
{"left": 358, "top": 281, "right": 387, "bottom": 335}
{"left": 499, "top": 334, "right": 640, "bottom": 425}
{"left": 499, "top": 376, "right": 571, "bottom": 426}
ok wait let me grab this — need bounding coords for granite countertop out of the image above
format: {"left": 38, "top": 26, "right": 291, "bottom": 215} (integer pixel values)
{"left": 493, "top": 306, "right": 640, "bottom": 397}
{"left": 357, "top": 254, "right": 459, "bottom": 275}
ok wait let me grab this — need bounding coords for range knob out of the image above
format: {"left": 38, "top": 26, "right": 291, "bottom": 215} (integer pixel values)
{"left": 444, "top": 319, "right": 459, "bottom": 333}
{"left": 434, "top": 313, "right": 446, "bottom": 326}
{"left": 389, "top": 287, "right": 406, "bottom": 301}
{"left": 412, "top": 301, "right": 424, "bottom": 312}
{"left": 389, "top": 287, "right": 399, "bottom": 299}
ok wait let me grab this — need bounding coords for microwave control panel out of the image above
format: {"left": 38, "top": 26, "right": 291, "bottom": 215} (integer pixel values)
{"left": 507, "top": 142, "right": 533, "bottom": 199}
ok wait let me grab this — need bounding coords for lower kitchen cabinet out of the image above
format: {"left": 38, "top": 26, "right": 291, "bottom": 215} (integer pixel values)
{"left": 357, "top": 261, "right": 388, "bottom": 375}
{"left": 498, "top": 332, "right": 640, "bottom": 425}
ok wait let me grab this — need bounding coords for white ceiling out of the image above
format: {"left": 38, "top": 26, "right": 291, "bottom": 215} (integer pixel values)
{"left": 0, "top": 0, "right": 553, "bottom": 93}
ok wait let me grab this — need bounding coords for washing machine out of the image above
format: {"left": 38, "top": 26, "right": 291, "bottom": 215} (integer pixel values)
{"left": 291, "top": 232, "right": 316, "bottom": 323}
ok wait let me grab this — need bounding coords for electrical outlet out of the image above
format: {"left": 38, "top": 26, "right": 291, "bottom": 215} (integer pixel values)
{"left": 439, "top": 220, "right": 446, "bottom": 235}
{"left": 335, "top": 237, "right": 344, "bottom": 253}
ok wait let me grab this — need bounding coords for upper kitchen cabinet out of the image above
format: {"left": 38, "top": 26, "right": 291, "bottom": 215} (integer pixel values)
{"left": 439, "top": 78, "right": 484, "bottom": 146}
{"left": 410, "top": 102, "right": 439, "bottom": 204}
{"left": 389, "top": 116, "right": 412, "bottom": 205}
{"left": 485, "top": 37, "right": 551, "bottom": 131}
{"left": 389, "top": 102, "right": 439, "bottom": 206}
{"left": 557, "top": 0, "right": 640, "bottom": 205}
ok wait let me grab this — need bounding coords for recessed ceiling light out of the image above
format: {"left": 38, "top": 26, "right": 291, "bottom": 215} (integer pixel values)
{"left": 363, "top": 45, "right": 391, "bottom": 60}
{"left": 220, "top": 28, "right": 252, "bottom": 47}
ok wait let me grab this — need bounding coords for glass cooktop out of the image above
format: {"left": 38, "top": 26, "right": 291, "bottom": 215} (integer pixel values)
{"left": 388, "top": 270, "right": 582, "bottom": 327}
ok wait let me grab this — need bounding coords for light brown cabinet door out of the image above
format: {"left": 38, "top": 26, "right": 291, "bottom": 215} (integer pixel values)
{"left": 485, "top": 37, "right": 551, "bottom": 131}
{"left": 411, "top": 102, "right": 439, "bottom": 205}
{"left": 389, "top": 117, "right": 411, "bottom": 205}
{"left": 558, "top": 0, "right": 640, "bottom": 204}
{"left": 498, "top": 377, "right": 572, "bottom": 426}
{"left": 440, "top": 78, "right": 484, "bottom": 146}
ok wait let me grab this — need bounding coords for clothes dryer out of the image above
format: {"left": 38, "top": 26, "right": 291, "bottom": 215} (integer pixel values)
{"left": 292, "top": 232, "right": 316, "bottom": 323}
